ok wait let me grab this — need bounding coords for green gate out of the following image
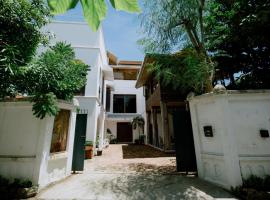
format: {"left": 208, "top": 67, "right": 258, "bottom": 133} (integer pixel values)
{"left": 72, "top": 114, "right": 87, "bottom": 172}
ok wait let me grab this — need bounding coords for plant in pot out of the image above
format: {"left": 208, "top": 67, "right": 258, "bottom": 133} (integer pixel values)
{"left": 131, "top": 116, "right": 145, "bottom": 145}
{"left": 96, "top": 135, "right": 102, "bottom": 156}
{"left": 85, "top": 141, "right": 93, "bottom": 159}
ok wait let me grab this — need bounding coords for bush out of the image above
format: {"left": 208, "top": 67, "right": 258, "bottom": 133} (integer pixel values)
{"left": 0, "top": 0, "right": 50, "bottom": 98}
{"left": 85, "top": 141, "right": 93, "bottom": 146}
{"left": 231, "top": 175, "right": 270, "bottom": 200}
{"left": 17, "top": 42, "right": 89, "bottom": 119}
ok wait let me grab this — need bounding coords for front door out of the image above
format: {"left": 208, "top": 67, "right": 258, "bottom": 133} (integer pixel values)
{"left": 72, "top": 114, "right": 87, "bottom": 171}
{"left": 173, "top": 107, "right": 197, "bottom": 172}
{"left": 117, "top": 122, "right": 133, "bottom": 143}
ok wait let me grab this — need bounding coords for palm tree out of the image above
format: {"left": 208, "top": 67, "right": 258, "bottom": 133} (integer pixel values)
{"left": 131, "top": 116, "right": 145, "bottom": 144}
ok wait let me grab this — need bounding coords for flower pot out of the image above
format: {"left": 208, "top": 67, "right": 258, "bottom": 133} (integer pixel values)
{"left": 85, "top": 145, "right": 93, "bottom": 159}
{"left": 97, "top": 150, "right": 102, "bottom": 156}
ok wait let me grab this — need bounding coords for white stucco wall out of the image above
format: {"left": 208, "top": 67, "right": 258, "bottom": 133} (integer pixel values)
{"left": 189, "top": 90, "right": 270, "bottom": 189}
{"left": 0, "top": 100, "right": 77, "bottom": 188}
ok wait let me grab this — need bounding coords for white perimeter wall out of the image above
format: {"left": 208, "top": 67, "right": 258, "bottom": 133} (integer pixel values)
{"left": 0, "top": 101, "right": 77, "bottom": 188}
{"left": 189, "top": 90, "right": 270, "bottom": 189}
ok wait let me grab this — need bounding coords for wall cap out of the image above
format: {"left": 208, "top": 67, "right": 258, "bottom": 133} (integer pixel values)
{"left": 188, "top": 89, "right": 270, "bottom": 101}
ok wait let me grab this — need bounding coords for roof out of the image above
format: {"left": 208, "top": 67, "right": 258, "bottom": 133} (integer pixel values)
{"left": 135, "top": 54, "right": 168, "bottom": 88}
{"left": 118, "top": 60, "right": 142, "bottom": 65}
{"left": 107, "top": 51, "right": 118, "bottom": 65}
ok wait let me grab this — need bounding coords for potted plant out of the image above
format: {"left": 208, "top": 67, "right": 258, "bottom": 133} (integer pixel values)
{"left": 131, "top": 116, "right": 145, "bottom": 145}
{"left": 85, "top": 141, "right": 93, "bottom": 159}
{"left": 95, "top": 135, "right": 102, "bottom": 156}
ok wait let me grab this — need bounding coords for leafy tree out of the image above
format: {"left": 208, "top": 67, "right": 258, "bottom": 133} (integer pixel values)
{"left": 131, "top": 116, "right": 145, "bottom": 143}
{"left": 139, "top": 0, "right": 214, "bottom": 92}
{"left": 205, "top": 0, "right": 270, "bottom": 89}
{"left": 48, "top": 0, "right": 141, "bottom": 31}
{"left": 0, "top": 0, "right": 51, "bottom": 98}
{"left": 147, "top": 48, "right": 209, "bottom": 94}
{"left": 18, "top": 42, "right": 89, "bottom": 119}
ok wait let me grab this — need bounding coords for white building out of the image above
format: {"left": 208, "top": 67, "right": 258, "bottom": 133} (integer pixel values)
{"left": 43, "top": 21, "right": 114, "bottom": 150}
{"left": 105, "top": 53, "right": 146, "bottom": 143}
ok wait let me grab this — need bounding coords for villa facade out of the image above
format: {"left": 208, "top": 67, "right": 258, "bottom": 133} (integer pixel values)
{"left": 43, "top": 21, "right": 114, "bottom": 151}
{"left": 105, "top": 52, "right": 146, "bottom": 143}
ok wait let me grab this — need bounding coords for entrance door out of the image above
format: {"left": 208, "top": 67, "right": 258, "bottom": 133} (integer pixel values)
{"left": 117, "top": 122, "right": 133, "bottom": 143}
{"left": 173, "top": 108, "right": 197, "bottom": 172}
{"left": 72, "top": 114, "right": 87, "bottom": 171}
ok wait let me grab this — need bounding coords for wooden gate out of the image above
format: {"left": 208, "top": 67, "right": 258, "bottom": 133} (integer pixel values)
{"left": 117, "top": 122, "right": 133, "bottom": 143}
{"left": 72, "top": 114, "right": 87, "bottom": 172}
{"left": 173, "top": 108, "right": 197, "bottom": 172}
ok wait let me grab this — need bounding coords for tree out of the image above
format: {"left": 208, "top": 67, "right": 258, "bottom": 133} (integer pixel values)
{"left": 48, "top": 0, "right": 141, "bottom": 31}
{"left": 205, "top": 0, "right": 270, "bottom": 89}
{"left": 0, "top": 0, "right": 51, "bottom": 98}
{"left": 147, "top": 48, "right": 209, "bottom": 94}
{"left": 18, "top": 42, "right": 89, "bottom": 119}
{"left": 131, "top": 116, "right": 145, "bottom": 134}
{"left": 139, "top": 0, "right": 214, "bottom": 92}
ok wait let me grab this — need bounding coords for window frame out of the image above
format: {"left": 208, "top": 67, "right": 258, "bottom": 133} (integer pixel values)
{"left": 113, "top": 94, "right": 137, "bottom": 113}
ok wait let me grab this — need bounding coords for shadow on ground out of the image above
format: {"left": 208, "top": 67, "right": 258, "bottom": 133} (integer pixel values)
{"left": 122, "top": 144, "right": 175, "bottom": 159}
{"left": 89, "top": 173, "right": 235, "bottom": 200}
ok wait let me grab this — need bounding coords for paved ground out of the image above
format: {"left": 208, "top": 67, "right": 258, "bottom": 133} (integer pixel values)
{"left": 37, "top": 144, "right": 236, "bottom": 200}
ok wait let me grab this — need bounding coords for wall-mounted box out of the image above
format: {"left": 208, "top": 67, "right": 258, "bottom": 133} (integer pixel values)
{"left": 260, "top": 129, "right": 269, "bottom": 138}
{"left": 204, "top": 126, "right": 213, "bottom": 137}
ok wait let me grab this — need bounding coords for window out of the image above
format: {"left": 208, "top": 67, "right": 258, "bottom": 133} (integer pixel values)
{"left": 106, "top": 87, "right": 111, "bottom": 112}
{"left": 113, "top": 94, "right": 136, "bottom": 113}
{"left": 50, "top": 109, "right": 70, "bottom": 153}
{"left": 113, "top": 69, "right": 138, "bottom": 80}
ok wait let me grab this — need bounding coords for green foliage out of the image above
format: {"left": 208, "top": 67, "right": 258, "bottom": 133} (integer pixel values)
{"left": 48, "top": 0, "right": 140, "bottom": 31}
{"left": 31, "top": 93, "right": 59, "bottom": 119}
{"left": 0, "top": 175, "right": 9, "bottom": 186}
{"left": 85, "top": 141, "right": 93, "bottom": 146}
{"left": 147, "top": 48, "right": 211, "bottom": 94}
{"left": 131, "top": 116, "right": 145, "bottom": 130}
{"left": 10, "top": 178, "right": 33, "bottom": 188}
{"left": 230, "top": 175, "right": 270, "bottom": 199}
{"left": 140, "top": 0, "right": 207, "bottom": 54}
{"left": 140, "top": 0, "right": 214, "bottom": 93}
{"left": 20, "top": 42, "right": 89, "bottom": 119}
{"left": 21, "top": 43, "right": 88, "bottom": 100}
{"left": 243, "top": 175, "right": 264, "bottom": 191}
{"left": 205, "top": 0, "right": 270, "bottom": 89}
{"left": 0, "top": 0, "right": 51, "bottom": 98}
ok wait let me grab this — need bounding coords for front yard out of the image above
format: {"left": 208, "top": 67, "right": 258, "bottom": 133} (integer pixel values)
{"left": 37, "top": 144, "right": 235, "bottom": 199}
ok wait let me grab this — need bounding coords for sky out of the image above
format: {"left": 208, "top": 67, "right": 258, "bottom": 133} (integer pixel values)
{"left": 54, "top": 1, "right": 144, "bottom": 61}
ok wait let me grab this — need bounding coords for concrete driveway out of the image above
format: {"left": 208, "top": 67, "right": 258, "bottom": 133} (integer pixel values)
{"left": 37, "top": 144, "right": 236, "bottom": 200}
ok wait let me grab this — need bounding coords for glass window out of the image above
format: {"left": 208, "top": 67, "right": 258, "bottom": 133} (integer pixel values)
{"left": 50, "top": 109, "right": 70, "bottom": 153}
{"left": 106, "top": 87, "right": 111, "bottom": 112}
{"left": 113, "top": 95, "right": 136, "bottom": 113}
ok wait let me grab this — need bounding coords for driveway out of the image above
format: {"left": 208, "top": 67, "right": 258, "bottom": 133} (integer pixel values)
{"left": 37, "top": 144, "right": 236, "bottom": 200}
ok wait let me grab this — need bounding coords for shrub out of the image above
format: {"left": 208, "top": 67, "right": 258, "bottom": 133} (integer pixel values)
{"left": 85, "top": 141, "right": 93, "bottom": 146}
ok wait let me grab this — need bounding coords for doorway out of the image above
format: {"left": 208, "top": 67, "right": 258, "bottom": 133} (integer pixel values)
{"left": 117, "top": 122, "right": 133, "bottom": 143}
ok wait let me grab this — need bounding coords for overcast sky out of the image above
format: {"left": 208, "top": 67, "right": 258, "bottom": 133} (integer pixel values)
{"left": 54, "top": 1, "right": 144, "bottom": 61}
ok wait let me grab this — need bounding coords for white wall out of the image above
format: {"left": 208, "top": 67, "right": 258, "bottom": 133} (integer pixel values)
{"left": 189, "top": 90, "right": 270, "bottom": 189}
{"left": 0, "top": 100, "right": 77, "bottom": 188}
